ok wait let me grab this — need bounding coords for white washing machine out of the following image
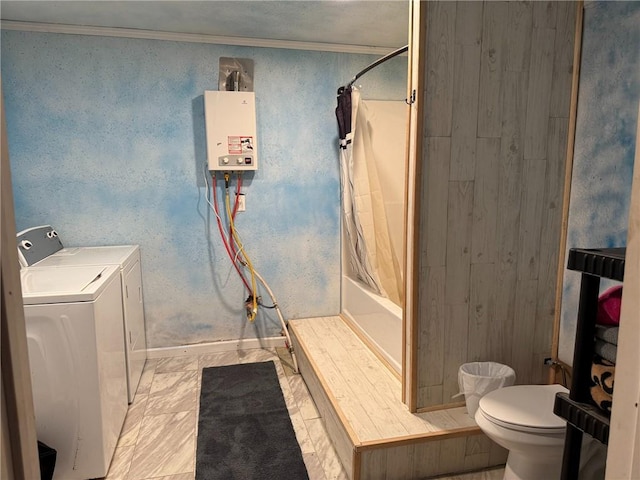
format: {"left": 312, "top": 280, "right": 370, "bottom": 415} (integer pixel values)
{"left": 17, "top": 225, "right": 147, "bottom": 403}
{"left": 21, "top": 264, "right": 128, "bottom": 479}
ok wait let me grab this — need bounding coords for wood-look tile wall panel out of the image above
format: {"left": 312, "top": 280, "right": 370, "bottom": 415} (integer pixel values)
{"left": 358, "top": 447, "right": 410, "bottom": 480}
{"left": 550, "top": 2, "right": 578, "bottom": 118}
{"left": 454, "top": 2, "right": 484, "bottom": 46}
{"left": 412, "top": 441, "right": 442, "bottom": 477}
{"left": 445, "top": 181, "right": 474, "bottom": 305}
{"left": 492, "top": 70, "right": 526, "bottom": 368}
{"left": 358, "top": 449, "right": 387, "bottom": 480}
{"left": 523, "top": 27, "right": 556, "bottom": 159}
{"left": 450, "top": 44, "right": 481, "bottom": 181}
{"left": 493, "top": 261, "right": 517, "bottom": 366}
{"left": 504, "top": 3, "right": 533, "bottom": 72}
{"left": 419, "top": 266, "right": 446, "bottom": 389}
{"left": 497, "top": 71, "right": 526, "bottom": 265}
{"left": 469, "top": 263, "right": 495, "bottom": 361}
{"left": 516, "top": 158, "right": 547, "bottom": 281}
{"left": 438, "top": 436, "right": 468, "bottom": 474}
{"left": 451, "top": 2, "right": 483, "bottom": 182}
{"left": 358, "top": 434, "right": 504, "bottom": 480}
{"left": 423, "top": 138, "right": 451, "bottom": 266}
{"left": 443, "top": 304, "right": 470, "bottom": 402}
{"left": 477, "top": 2, "right": 507, "bottom": 138}
{"left": 511, "top": 278, "right": 539, "bottom": 379}
{"left": 540, "top": 119, "right": 570, "bottom": 247}
{"left": 465, "top": 433, "right": 508, "bottom": 469}
{"left": 533, "top": 1, "right": 558, "bottom": 29}
{"left": 471, "top": 138, "right": 501, "bottom": 263}
{"left": 416, "top": 1, "right": 577, "bottom": 408}
{"left": 424, "top": 2, "right": 456, "bottom": 137}
{"left": 465, "top": 434, "right": 492, "bottom": 457}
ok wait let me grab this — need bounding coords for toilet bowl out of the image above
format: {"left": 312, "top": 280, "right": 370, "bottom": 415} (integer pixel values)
{"left": 475, "top": 384, "right": 568, "bottom": 480}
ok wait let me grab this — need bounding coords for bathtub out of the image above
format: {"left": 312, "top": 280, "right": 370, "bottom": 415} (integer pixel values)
{"left": 341, "top": 275, "right": 402, "bottom": 375}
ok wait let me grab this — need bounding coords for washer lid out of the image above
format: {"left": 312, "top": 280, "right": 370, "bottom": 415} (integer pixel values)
{"left": 478, "top": 384, "right": 568, "bottom": 430}
{"left": 21, "top": 265, "right": 119, "bottom": 305}
{"left": 35, "top": 245, "right": 138, "bottom": 268}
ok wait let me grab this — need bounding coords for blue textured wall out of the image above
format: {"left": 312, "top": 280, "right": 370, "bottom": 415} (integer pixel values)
{"left": 559, "top": 1, "right": 640, "bottom": 364}
{"left": 1, "top": 31, "right": 406, "bottom": 348}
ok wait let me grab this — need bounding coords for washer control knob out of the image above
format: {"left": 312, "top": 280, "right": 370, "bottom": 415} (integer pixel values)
{"left": 237, "top": 157, "right": 244, "bottom": 164}
{"left": 20, "top": 240, "right": 33, "bottom": 250}
{"left": 222, "top": 157, "right": 229, "bottom": 164}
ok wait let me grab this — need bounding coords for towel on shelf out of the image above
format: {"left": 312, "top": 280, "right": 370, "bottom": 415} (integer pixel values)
{"left": 594, "top": 325, "right": 619, "bottom": 345}
{"left": 594, "top": 339, "right": 617, "bottom": 364}
{"left": 597, "top": 285, "right": 622, "bottom": 326}
{"left": 590, "top": 355, "right": 615, "bottom": 413}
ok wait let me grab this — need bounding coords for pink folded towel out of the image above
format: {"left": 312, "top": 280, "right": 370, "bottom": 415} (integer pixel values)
{"left": 597, "top": 285, "right": 623, "bottom": 326}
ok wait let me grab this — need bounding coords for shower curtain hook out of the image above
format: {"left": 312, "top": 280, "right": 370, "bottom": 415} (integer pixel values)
{"left": 405, "top": 89, "right": 416, "bottom": 105}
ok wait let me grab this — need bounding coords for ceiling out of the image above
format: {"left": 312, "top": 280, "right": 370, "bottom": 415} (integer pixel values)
{"left": 0, "top": 1, "right": 409, "bottom": 51}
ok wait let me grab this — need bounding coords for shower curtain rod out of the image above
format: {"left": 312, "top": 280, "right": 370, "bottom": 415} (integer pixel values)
{"left": 337, "top": 44, "right": 409, "bottom": 94}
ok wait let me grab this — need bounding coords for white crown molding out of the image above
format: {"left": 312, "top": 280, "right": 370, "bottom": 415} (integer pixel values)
{"left": 0, "top": 20, "right": 396, "bottom": 56}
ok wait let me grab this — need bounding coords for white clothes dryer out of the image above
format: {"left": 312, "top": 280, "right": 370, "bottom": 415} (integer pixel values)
{"left": 21, "top": 264, "right": 128, "bottom": 479}
{"left": 17, "top": 225, "right": 147, "bottom": 403}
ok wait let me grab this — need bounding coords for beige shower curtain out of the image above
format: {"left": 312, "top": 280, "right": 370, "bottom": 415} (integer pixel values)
{"left": 348, "top": 89, "right": 404, "bottom": 305}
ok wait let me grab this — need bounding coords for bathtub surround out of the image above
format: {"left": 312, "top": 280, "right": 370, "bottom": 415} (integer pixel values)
{"left": 338, "top": 95, "right": 407, "bottom": 375}
{"left": 1, "top": 30, "right": 405, "bottom": 349}
{"left": 341, "top": 275, "right": 403, "bottom": 375}
{"left": 338, "top": 92, "right": 406, "bottom": 306}
{"left": 412, "top": 1, "right": 579, "bottom": 408}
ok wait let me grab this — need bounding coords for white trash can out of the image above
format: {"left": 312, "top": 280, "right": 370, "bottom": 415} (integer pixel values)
{"left": 457, "top": 362, "right": 516, "bottom": 418}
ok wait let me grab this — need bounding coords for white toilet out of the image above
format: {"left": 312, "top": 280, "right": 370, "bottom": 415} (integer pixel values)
{"left": 475, "top": 384, "right": 569, "bottom": 480}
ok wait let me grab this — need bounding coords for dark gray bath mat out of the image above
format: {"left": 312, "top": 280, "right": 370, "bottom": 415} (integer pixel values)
{"left": 196, "top": 361, "right": 309, "bottom": 480}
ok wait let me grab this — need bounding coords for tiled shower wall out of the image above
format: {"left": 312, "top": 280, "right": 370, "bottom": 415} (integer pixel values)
{"left": 415, "top": 1, "right": 577, "bottom": 407}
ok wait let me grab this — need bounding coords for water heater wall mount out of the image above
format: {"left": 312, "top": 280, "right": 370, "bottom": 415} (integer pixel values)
{"left": 204, "top": 90, "right": 258, "bottom": 171}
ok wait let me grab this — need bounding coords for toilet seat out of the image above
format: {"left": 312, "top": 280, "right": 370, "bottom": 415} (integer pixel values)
{"left": 478, "top": 384, "right": 568, "bottom": 434}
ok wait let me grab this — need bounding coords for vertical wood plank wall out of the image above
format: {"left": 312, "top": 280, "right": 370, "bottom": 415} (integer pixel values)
{"left": 415, "top": 1, "right": 578, "bottom": 408}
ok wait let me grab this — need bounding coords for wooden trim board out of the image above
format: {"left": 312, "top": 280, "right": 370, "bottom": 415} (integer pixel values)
{"left": 404, "top": 0, "right": 428, "bottom": 413}
{"left": 1, "top": 77, "right": 41, "bottom": 479}
{"left": 0, "top": 20, "right": 396, "bottom": 56}
{"left": 550, "top": 1, "right": 584, "bottom": 383}
{"left": 416, "top": 401, "right": 467, "bottom": 414}
{"left": 356, "top": 426, "right": 483, "bottom": 451}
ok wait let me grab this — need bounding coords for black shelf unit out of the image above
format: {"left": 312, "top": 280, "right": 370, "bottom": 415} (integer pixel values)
{"left": 554, "top": 247, "right": 625, "bottom": 480}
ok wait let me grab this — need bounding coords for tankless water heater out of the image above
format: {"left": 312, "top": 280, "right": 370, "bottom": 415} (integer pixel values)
{"left": 204, "top": 90, "right": 258, "bottom": 171}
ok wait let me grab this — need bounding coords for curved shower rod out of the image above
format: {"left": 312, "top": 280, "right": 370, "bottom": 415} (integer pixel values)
{"left": 337, "top": 44, "right": 409, "bottom": 95}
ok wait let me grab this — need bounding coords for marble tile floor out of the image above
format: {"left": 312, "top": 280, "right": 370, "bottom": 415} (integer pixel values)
{"left": 102, "top": 347, "right": 504, "bottom": 480}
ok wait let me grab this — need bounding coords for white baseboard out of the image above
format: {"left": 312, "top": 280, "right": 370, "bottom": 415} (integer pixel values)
{"left": 146, "top": 336, "right": 287, "bottom": 359}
